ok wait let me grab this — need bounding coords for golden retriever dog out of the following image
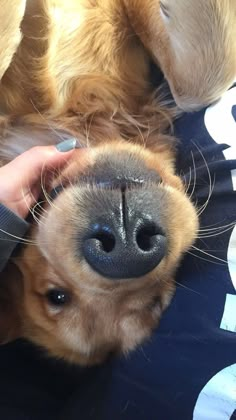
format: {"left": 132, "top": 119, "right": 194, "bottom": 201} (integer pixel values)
{"left": 0, "top": 0, "right": 235, "bottom": 365}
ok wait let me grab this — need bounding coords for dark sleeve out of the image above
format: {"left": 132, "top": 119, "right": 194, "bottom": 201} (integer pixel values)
{"left": 0, "top": 204, "right": 29, "bottom": 272}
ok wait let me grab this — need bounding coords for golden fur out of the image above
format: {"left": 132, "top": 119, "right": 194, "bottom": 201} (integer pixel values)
{"left": 0, "top": 0, "right": 235, "bottom": 365}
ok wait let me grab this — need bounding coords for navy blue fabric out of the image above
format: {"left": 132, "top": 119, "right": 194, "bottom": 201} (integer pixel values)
{"left": 232, "top": 105, "right": 236, "bottom": 120}
{"left": 0, "top": 86, "right": 235, "bottom": 420}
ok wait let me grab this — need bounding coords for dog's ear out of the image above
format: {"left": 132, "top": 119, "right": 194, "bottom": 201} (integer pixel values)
{"left": 0, "top": 263, "right": 24, "bottom": 344}
{"left": 0, "top": 0, "right": 26, "bottom": 79}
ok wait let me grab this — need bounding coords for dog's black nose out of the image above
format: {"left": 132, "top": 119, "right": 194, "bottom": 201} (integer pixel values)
{"left": 82, "top": 213, "right": 166, "bottom": 279}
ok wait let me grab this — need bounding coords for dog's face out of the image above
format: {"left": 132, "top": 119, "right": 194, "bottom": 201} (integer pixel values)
{"left": 125, "top": 0, "right": 236, "bottom": 110}
{"left": 1, "top": 142, "right": 198, "bottom": 365}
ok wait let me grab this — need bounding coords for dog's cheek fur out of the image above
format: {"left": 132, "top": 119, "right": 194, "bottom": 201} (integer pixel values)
{"left": 15, "top": 247, "right": 167, "bottom": 365}
{"left": 17, "top": 258, "right": 174, "bottom": 365}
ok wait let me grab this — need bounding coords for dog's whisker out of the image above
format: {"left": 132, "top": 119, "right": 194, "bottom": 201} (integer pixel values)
{"left": 30, "top": 203, "right": 47, "bottom": 226}
{"left": 33, "top": 200, "right": 49, "bottom": 215}
{"left": 40, "top": 164, "right": 62, "bottom": 212}
{"left": 173, "top": 279, "right": 202, "bottom": 294}
{"left": 139, "top": 346, "right": 151, "bottom": 363}
{"left": 198, "top": 222, "right": 236, "bottom": 232}
{"left": 191, "top": 143, "right": 215, "bottom": 217}
{"left": 183, "top": 166, "right": 192, "bottom": 195}
{"left": 0, "top": 228, "right": 37, "bottom": 245}
{"left": 197, "top": 225, "right": 235, "bottom": 238}
{"left": 190, "top": 245, "right": 232, "bottom": 264}
{"left": 19, "top": 183, "right": 47, "bottom": 227}
{"left": 187, "top": 250, "right": 226, "bottom": 266}
{"left": 159, "top": 275, "right": 201, "bottom": 295}
{"left": 29, "top": 99, "right": 66, "bottom": 143}
{"left": 84, "top": 113, "right": 94, "bottom": 148}
{"left": 184, "top": 142, "right": 215, "bottom": 218}
{"left": 188, "top": 151, "right": 197, "bottom": 200}
{"left": 196, "top": 169, "right": 215, "bottom": 216}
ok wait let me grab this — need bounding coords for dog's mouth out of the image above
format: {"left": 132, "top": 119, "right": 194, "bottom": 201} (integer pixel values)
{"left": 75, "top": 175, "right": 150, "bottom": 189}
{"left": 51, "top": 175, "right": 159, "bottom": 198}
{"left": 50, "top": 150, "right": 162, "bottom": 197}
{"left": 50, "top": 177, "right": 145, "bottom": 199}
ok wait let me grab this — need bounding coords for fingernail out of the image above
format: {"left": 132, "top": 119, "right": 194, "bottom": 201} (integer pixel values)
{"left": 56, "top": 138, "right": 77, "bottom": 152}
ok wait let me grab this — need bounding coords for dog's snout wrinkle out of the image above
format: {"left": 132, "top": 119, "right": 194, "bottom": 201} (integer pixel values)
{"left": 121, "top": 185, "right": 127, "bottom": 233}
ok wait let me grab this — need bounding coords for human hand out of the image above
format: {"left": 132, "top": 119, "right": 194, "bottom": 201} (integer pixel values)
{"left": 0, "top": 139, "right": 79, "bottom": 219}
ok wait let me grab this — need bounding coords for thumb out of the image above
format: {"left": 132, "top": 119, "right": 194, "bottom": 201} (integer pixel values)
{"left": 8, "top": 139, "right": 79, "bottom": 186}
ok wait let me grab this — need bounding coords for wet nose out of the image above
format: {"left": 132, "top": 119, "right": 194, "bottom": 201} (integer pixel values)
{"left": 82, "top": 213, "right": 167, "bottom": 279}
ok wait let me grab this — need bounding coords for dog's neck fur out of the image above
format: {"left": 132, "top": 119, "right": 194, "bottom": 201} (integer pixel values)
{"left": 1, "top": 0, "right": 151, "bottom": 115}
{"left": 0, "top": 0, "right": 172, "bottom": 151}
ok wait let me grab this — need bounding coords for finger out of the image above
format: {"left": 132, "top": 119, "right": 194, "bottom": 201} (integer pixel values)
{"left": 4, "top": 139, "right": 82, "bottom": 186}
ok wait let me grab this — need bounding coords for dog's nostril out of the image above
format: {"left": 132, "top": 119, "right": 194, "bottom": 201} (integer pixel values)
{"left": 94, "top": 231, "right": 116, "bottom": 253}
{"left": 83, "top": 216, "right": 167, "bottom": 279}
{"left": 136, "top": 224, "right": 160, "bottom": 252}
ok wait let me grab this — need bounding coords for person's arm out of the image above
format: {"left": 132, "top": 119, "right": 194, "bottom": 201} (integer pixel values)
{"left": 0, "top": 139, "right": 79, "bottom": 272}
{"left": 0, "top": 204, "right": 29, "bottom": 272}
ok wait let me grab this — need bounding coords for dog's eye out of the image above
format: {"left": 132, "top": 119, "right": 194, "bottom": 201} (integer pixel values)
{"left": 46, "top": 289, "right": 71, "bottom": 306}
{"left": 160, "top": 2, "right": 170, "bottom": 19}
